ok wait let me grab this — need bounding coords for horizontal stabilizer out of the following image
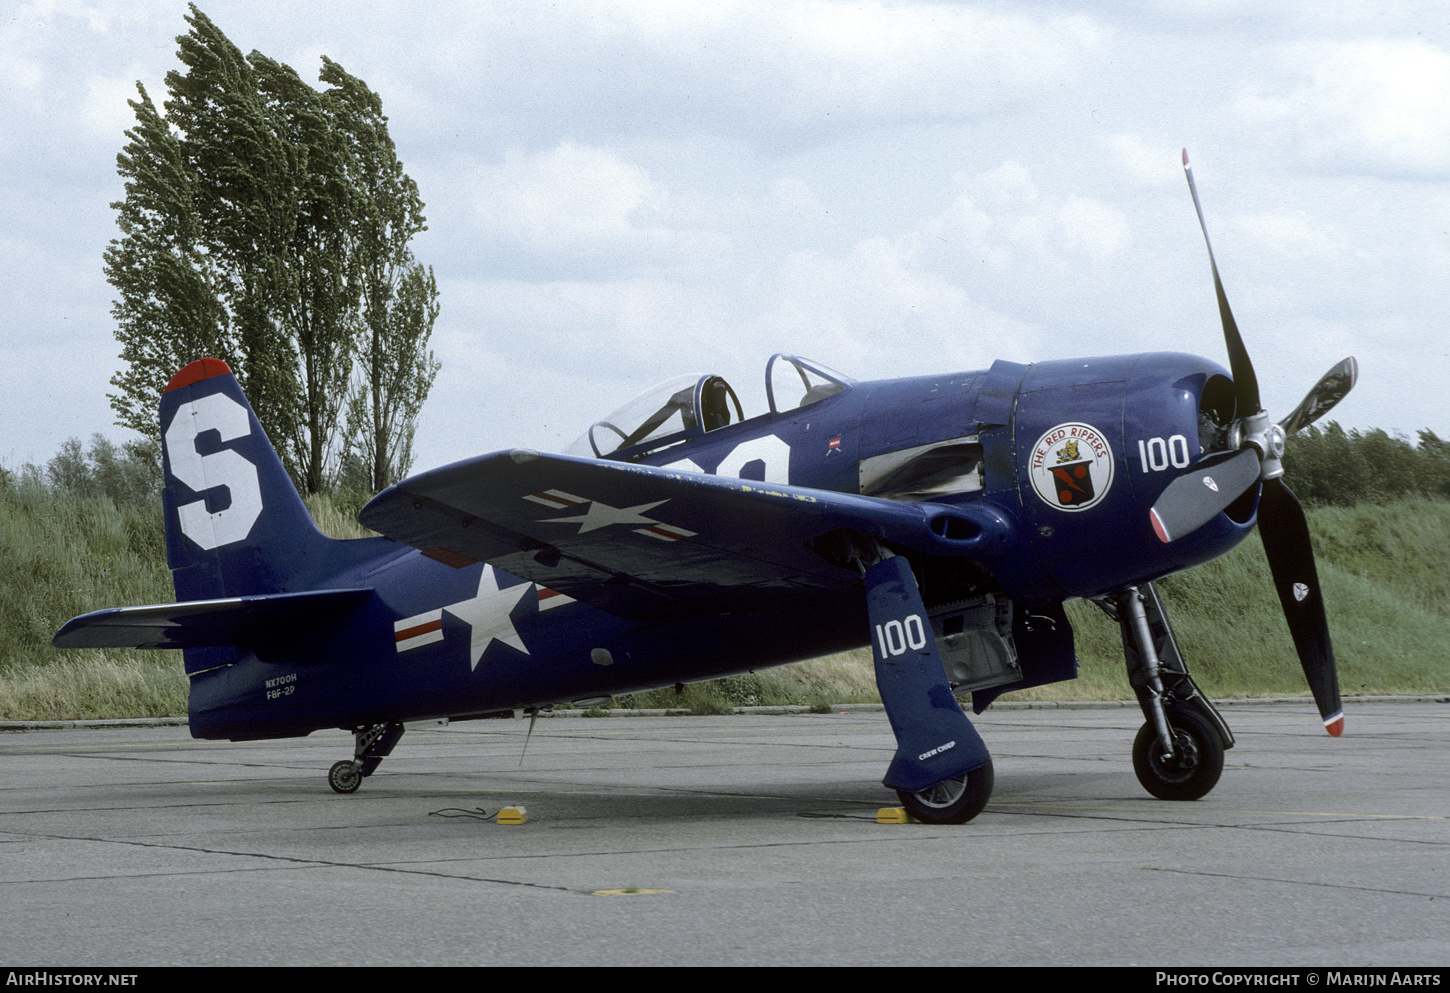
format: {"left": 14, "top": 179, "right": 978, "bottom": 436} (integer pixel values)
{"left": 52, "top": 588, "right": 373, "bottom": 651}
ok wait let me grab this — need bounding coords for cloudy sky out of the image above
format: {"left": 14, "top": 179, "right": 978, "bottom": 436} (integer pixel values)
{"left": 3, "top": 0, "right": 1447, "bottom": 476}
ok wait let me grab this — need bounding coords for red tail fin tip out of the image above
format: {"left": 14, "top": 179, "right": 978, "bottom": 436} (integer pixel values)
{"left": 165, "top": 358, "right": 233, "bottom": 393}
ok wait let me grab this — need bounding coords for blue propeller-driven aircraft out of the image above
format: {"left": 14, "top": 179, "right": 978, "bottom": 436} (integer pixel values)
{"left": 56, "top": 153, "right": 1354, "bottom": 823}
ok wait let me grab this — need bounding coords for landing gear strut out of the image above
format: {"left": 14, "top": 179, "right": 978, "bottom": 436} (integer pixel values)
{"left": 328, "top": 721, "right": 406, "bottom": 794}
{"left": 1106, "top": 583, "right": 1232, "bottom": 801}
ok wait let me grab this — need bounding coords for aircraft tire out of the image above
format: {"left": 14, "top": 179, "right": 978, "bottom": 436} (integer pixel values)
{"left": 896, "top": 760, "right": 993, "bottom": 824}
{"left": 1132, "top": 708, "right": 1224, "bottom": 801}
{"left": 328, "top": 760, "right": 362, "bottom": 794}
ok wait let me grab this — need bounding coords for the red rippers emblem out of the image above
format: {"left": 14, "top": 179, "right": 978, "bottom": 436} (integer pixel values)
{"left": 1028, "top": 422, "right": 1115, "bottom": 512}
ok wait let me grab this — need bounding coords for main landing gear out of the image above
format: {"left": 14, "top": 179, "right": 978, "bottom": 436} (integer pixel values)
{"left": 895, "top": 761, "right": 995, "bottom": 825}
{"left": 1105, "top": 583, "right": 1232, "bottom": 801}
{"left": 328, "top": 721, "right": 405, "bottom": 794}
{"left": 863, "top": 553, "right": 994, "bottom": 824}
{"left": 1132, "top": 707, "right": 1223, "bottom": 801}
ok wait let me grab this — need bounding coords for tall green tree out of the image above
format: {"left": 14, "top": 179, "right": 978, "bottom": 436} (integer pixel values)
{"left": 105, "top": 81, "right": 230, "bottom": 443}
{"left": 343, "top": 263, "right": 441, "bottom": 491}
{"left": 104, "top": 5, "right": 438, "bottom": 494}
{"left": 321, "top": 57, "right": 439, "bottom": 491}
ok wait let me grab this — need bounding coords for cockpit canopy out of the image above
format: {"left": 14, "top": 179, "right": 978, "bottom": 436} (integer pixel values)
{"left": 566, "top": 355, "right": 852, "bottom": 459}
{"left": 573, "top": 373, "right": 744, "bottom": 459}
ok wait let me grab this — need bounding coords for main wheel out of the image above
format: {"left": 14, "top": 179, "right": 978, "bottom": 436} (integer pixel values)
{"left": 896, "top": 760, "right": 993, "bottom": 824}
{"left": 328, "top": 760, "right": 362, "bottom": 794}
{"left": 1132, "top": 708, "right": 1224, "bottom": 801}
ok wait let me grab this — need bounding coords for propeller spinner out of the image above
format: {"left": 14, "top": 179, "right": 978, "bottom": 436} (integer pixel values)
{"left": 1149, "top": 151, "right": 1354, "bottom": 737}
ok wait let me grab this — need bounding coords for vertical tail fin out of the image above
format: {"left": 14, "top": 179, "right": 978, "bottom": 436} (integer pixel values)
{"left": 160, "top": 358, "right": 333, "bottom": 601}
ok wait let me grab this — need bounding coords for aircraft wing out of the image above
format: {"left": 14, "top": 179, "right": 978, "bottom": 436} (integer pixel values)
{"left": 52, "top": 589, "right": 373, "bottom": 650}
{"left": 359, "top": 450, "right": 1011, "bottom": 620}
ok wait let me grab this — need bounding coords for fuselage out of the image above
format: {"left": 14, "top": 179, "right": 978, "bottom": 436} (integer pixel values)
{"left": 188, "top": 351, "right": 1260, "bottom": 739}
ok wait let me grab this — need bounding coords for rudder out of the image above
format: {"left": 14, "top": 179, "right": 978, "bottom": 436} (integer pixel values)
{"left": 160, "top": 358, "right": 333, "bottom": 602}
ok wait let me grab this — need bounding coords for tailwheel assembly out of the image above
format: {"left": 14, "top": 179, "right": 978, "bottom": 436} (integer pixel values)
{"left": 327, "top": 721, "right": 405, "bottom": 794}
{"left": 328, "top": 760, "right": 362, "bottom": 794}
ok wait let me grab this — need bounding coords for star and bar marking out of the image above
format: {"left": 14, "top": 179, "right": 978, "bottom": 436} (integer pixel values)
{"left": 524, "top": 489, "right": 696, "bottom": 542}
{"left": 393, "top": 565, "right": 575, "bottom": 668}
{"left": 394, "top": 485, "right": 697, "bottom": 663}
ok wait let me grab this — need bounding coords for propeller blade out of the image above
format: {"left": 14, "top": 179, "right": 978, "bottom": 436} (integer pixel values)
{"left": 1149, "top": 448, "right": 1262, "bottom": 543}
{"left": 1183, "top": 149, "right": 1261, "bottom": 416}
{"left": 1258, "top": 477, "right": 1343, "bottom": 736}
{"left": 1277, "top": 357, "right": 1359, "bottom": 436}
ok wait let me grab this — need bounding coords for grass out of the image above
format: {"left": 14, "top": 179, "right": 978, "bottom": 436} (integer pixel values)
{"left": 0, "top": 484, "right": 377, "bottom": 720}
{"left": 0, "top": 479, "right": 185, "bottom": 720}
{"left": 1151, "top": 500, "right": 1450, "bottom": 700}
{"left": 4, "top": 482, "right": 1446, "bottom": 721}
{"left": 0, "top": 652, "right": 187, "bottom": 721}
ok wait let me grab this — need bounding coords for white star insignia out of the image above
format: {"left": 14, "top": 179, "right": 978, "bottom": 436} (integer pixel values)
{"left": 543, "top": 498, "right": 669, "bottom": 534}
{"left": 445, "top": 566, "right": 532, "bottom": 670}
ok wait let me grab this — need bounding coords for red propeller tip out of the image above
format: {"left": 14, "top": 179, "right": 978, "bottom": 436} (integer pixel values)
{"left": 1182, "top": 148, "right": 1189, "bottom": 166}
{"left": 1150, "top": 508, "right": 1171, "bottom": 543}
{"left": 1325, "top": 714, "right": 1344, "bottom": 737}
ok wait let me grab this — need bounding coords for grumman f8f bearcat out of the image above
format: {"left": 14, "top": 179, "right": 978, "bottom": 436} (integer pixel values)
{"left": 56, "top": 152, "right": 1354, "bottom": 823}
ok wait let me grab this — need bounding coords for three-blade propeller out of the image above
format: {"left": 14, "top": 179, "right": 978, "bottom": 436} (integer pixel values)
{"left": 1149, "top": 151, "right": 1354, "bottom": 737}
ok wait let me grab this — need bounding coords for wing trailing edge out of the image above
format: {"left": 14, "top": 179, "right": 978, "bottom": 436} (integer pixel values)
{"left": 52, "top": 588, "right": 373, "bottom": 652}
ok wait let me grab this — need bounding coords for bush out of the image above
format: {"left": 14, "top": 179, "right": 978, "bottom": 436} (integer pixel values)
{"left": 1285, "top": 423, "right": 1450, "bottom": 505}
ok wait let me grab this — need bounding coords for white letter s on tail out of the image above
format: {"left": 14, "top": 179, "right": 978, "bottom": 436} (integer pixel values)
{"left": 165, "top": 392, "right": 263, "bottom": 550}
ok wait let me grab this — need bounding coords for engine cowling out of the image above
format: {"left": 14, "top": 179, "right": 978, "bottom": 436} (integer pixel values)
{"left": 983, "top": 352, "right": 1258, "bottom": 600}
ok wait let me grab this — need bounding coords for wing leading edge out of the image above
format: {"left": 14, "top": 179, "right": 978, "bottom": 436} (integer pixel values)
{"left": 359, "top": 450, "right": 1013, "bottom": 620}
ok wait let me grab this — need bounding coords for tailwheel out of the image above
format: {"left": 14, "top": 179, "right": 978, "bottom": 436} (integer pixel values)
{"left": 896, "top": 760, "right": 994, "bottom": 824}
{"left": 328, "top": 760, "right": 362, "bottom": 794}
{"left": 327, "top": 721, "right": 406, "bottom": 794}
{"left": 1132, "top": 708, "right": 1224, "bottom": 801}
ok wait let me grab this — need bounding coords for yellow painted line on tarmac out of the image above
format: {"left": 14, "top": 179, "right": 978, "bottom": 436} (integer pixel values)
{"left": 990, "top": 801, "right": 1443, "bottom": 819}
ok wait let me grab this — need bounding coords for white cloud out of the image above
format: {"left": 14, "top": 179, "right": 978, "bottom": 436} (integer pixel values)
{"left": 469, "top": 141, "right": 730, "bottom": 270}
{"left": 477, "top": 143, "right": 658, "bottom": 249}
{"left": 81, "top": 73, "right": 144, "bottom": 146}
{"left": 719, "top": 159, "right": 1140, "bottom": 384}
{"left": 1058, "top": 196, "right": 1132, "bottom": 259}
{"left": 752, "top": 231, "right": 1042, "bottom": 377}
{"left": 416, "top": 0, "right": 1109, "bottom": 139}
{"left": 770, "top": 176, "right": 831, "bottom": 223}
{"left": 916, "top": 162, "right": 1132, "bottom": 283}
{"left": 1102, "top": 133, "right": 1183, "bottom": 188}
{"left": 748, "top": 1, "right": 1110, "bottom": 122}
{"left": 1233, "top": 38, "right": 1450, "bottom": 176}
{"left": 1234, "top": 211, "right": 1341, "bottom": 263}
{"left": 446, "top": 274, "right": 732, "bottom": 370}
